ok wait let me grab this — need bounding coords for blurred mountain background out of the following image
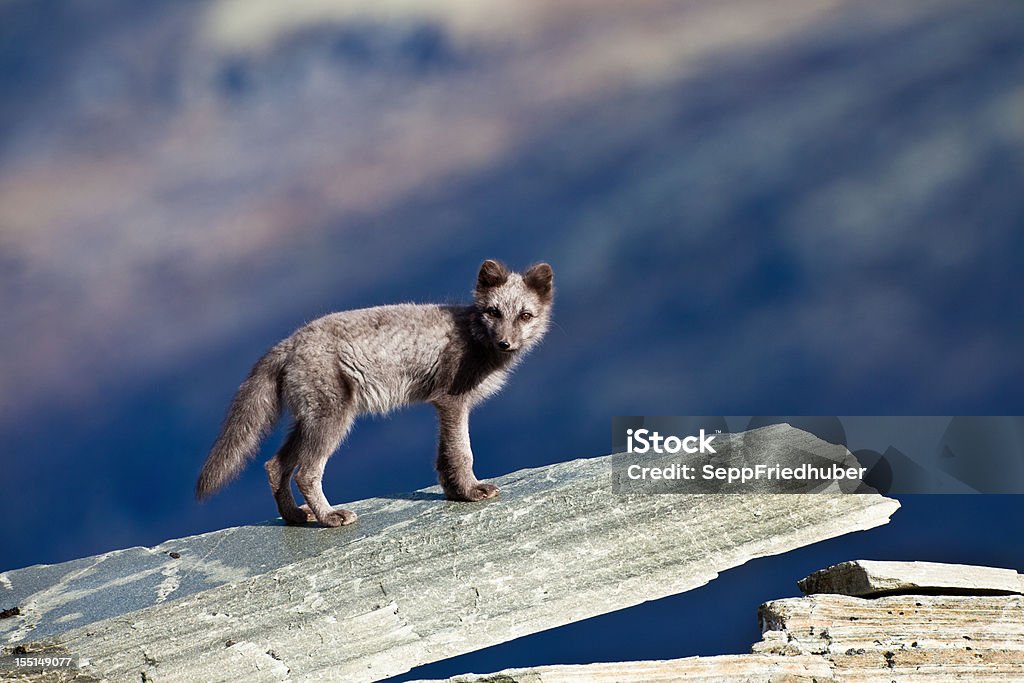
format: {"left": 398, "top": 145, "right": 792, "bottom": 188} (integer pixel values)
{"left": 2, "top": 0, "right": 1023, "bottom": 678}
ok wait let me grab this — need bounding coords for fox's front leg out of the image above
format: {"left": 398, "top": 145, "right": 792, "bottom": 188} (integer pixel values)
{"left": 434, "top": 400, "right": 500, "bottom": 502}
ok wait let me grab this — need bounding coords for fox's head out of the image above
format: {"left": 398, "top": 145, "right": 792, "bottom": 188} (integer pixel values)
{"left": 473, "top": 259, "right": 553, "bottom": 355}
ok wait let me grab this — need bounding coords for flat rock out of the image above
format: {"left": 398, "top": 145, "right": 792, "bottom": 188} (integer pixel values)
{"left": 798, "top": 560, "right": 1024, "bottom": 597}
{"left": 409, "top": 654, "right": 836, "bottom": 682}
{"left": 756, "top": 592, "right": 1024, "bottom": 680}
{"left": 420, "top": 563, "right": 1024, "bottom": 682}
{"left": 0, "top": 425, "right": 898, "bottom": 682}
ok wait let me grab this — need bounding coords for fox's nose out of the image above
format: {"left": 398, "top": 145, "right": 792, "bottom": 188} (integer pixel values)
{"left": 497, "top": 340, "right": 511, "bottom": 350}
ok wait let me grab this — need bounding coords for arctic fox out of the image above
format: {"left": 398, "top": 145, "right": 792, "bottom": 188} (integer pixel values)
{"left": 196, "top": 260, "right": 554, "bottom": 527}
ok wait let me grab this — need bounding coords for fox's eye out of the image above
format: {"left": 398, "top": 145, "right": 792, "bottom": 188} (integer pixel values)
{"left": 519, "top": 311, "right": 533, "bottom": 322}
{"left": 484, "top": 306, "right": 502, "bottom": 318}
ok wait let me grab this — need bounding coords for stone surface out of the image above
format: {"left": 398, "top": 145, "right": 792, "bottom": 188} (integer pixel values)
{"left": 797, "top": 559, "right": 1024, "bottom": 597}
{"left": 0, "top": 425, "right": 899, "bottom": 682}
{"left": 418, "top": 562, "right": 1024, "bottom": 682}
{"left": 409, "top": 655, "right": 835, "bottom": 682}
{"left": 755, "top": 593, "right": 1024, "bottom": 680}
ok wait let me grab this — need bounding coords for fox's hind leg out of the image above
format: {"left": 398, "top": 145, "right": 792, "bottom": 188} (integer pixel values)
{"left": 292, "top": 413, "right": 357, "bottom": 528}
{"left": 265, "top": 424, "right": 308, "bottom": 525}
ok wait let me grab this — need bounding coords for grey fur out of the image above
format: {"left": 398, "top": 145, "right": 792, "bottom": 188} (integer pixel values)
{"left": 196, "top": 260, "right": 554, "bottom": 527}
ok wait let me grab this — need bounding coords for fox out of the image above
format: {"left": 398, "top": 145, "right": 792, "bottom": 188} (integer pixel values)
{"left": 196, "top": 260, "right": 554, "bottom": 527}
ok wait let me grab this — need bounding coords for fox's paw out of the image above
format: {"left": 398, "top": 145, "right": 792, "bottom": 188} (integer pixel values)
{"left": 281, "top": 505, "right": 311, "bottom": 526}
{"left": 323, "top": 508, "right": 357, "bottom": 527}
{"left": 472, "top": 483, "right": 500, "bottom": 500}
{"left": 447, "top": 483, "right": 500, "bottom": 502}
{"left": 300, "top": 504, "right": 357, "bottom": 527}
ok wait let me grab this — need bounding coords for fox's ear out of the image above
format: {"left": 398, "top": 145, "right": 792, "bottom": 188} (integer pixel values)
{"left": 523, "top": 263, "right": 553, "bottom": 300}
{"left": 477, "top": 259, "right": 510, "bottom": 290}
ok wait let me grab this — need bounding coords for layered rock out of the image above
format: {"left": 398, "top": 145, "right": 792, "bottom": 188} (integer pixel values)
{"left": 418, "top": 560, "right": 1024, "bottom": 682}
{"left": 0, "top": 426, "right": 897, "bottom": 682}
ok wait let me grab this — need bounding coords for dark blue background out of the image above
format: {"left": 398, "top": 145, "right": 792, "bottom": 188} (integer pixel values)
{"left": 1, "top": 1, "right": 1022, "bottom": 679}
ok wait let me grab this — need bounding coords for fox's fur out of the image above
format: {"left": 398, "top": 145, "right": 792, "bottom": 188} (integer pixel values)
{"left": 196, "top": 260, "right": 554, "bottom": 527}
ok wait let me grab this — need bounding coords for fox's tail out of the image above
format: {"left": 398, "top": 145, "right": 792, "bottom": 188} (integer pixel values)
{"left": 196, "top": 343, "right": 289, "bottom": 500}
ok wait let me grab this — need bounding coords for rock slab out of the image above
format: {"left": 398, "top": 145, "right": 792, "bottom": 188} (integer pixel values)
{"left": 0, "top": 425, "right": 898, "bottom": 682}
{"left": 756, "top": 592, "right": 1024, "bottom": 681}
{"left": 418, "top": 561, "right": 1024, "bottom": 682}
{"left": 797, "top": 559, "right": 1024, "bottom": 597}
